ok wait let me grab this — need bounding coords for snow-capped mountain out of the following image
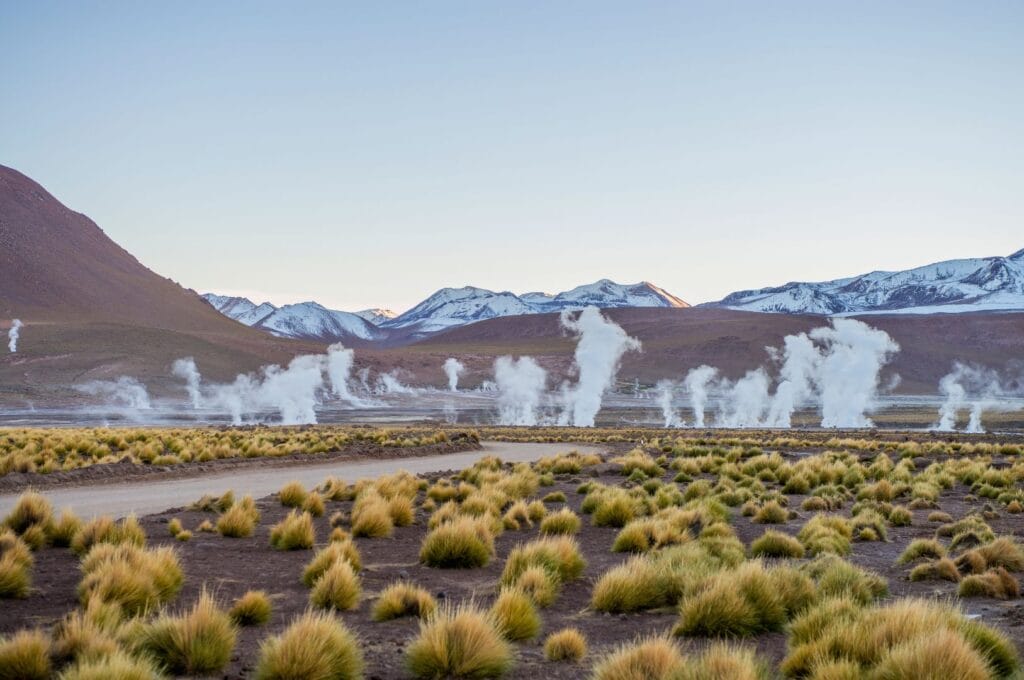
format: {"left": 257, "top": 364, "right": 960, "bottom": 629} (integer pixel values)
{"left": 528, "top": 280, "right": 689, "bottom": 312}
{"left": 204, "top": 279, "right": 689, "bottom": 341}
{"left": 354, "top": 308, "right": 397, "bottom": 325}
{"left": 710, "top": 248, "right": 1024, "bottom": 315}
{"left": 203, "top": 294, "right": 277, "bottom": 326}
{"left": 382, "top": 286, "right": 537, "bottom": 333}
{"left": 382, "top": 280, "right": 689, "bottom": 333}
{"left": 201, "top": 295, "right": 380, "bottom": 341}
{"left": 256, "top": 302, "right": 381, "bottom": 341}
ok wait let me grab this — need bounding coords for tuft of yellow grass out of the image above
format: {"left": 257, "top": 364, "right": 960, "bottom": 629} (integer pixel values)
{"left": 372, "top": 582, "right": 437, "bottom": 621}
{"left": 229, "top": 590, "right": 273, "bottom": 626}
{"left": 309, "top": 559, "right": 361, "bottom": 611}
{"left": 405, "top": 603, "right": 512, "bottom": 679}
{"left": 0, "top": 629, "right": 51, "bottom": 680}
{"left": 591, "top": 636, "right": 683, "bottom": 680}
{"left": 131, "top": 589, "right": 237, "bottom": 675}
{"left": 255, "top": 610, "right": 363, "bottom": 680}
{"left": 420, "top": 516, "right": 494, "bottom": 569}
{"left": 489, "top": 588, "right": 541, "bottom": 641}
{"left": 269, "top": 511, "right": 315, "bottom": 550}
{"left": 543, "top": 627, "right": 587, "bottom": 662}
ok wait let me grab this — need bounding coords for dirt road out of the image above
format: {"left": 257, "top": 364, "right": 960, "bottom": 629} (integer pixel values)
{"left": 0, "top": 442, "right": 601, "bottom": 518}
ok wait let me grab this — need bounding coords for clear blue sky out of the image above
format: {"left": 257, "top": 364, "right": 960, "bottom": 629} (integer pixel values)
{"left": 2, "top": 1, "right": 1022, "bottom": 313}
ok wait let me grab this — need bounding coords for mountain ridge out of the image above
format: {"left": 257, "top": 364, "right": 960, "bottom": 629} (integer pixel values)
{"left": 707, "top": 248, "right": 1024, "bottom": 315}
{"left": 203, "top": 279, "right": 689, "bottom": 342}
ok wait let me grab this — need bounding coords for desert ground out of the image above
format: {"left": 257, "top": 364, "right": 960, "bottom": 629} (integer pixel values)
{"left": 2, "top": 426, "right": 1024, "bottom": 679}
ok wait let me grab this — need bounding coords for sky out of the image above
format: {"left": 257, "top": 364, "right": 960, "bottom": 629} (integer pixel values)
{"left": 2, "top": 2, "right": 1023, "bottom": 313}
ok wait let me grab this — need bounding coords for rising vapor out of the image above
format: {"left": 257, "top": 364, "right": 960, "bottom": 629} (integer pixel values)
{"left": 7, "top": 319, "right": 23, "bottom": 353}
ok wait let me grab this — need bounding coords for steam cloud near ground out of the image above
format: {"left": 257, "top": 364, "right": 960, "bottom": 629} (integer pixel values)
{"left": 7, "top": 319, "right": 22, "bottom": 353}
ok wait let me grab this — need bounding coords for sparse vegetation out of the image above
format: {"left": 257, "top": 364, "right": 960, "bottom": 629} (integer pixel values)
{"left": 255, "top": 611, "right": 364, "bottom": 680}
{"left": 405, "top": 604, "right": 512, "bottom": 679}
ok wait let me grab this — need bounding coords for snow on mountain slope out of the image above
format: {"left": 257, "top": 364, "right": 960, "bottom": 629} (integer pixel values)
{"left": 711, "top": 248, "right": 1024, "bottom": 315}
{"left": 202, "top": 294, "right": 276, "bottom": 326}
{"left": 255, "top": 302, "right": 381, "bottom": 341}
{"left": 202, "top": 294, "right": 380, "bottom": 341}
{"left": 203, "top": 279, "right": 690, "bottom": 340}
{"left": 383, "top": 286, "right": 536, "bottom": 333}
{"left": 354, "top": 308, "right": 397, "bottom": 325}
{"left": 535, "top": 279, "right": 689, "bottom": 311}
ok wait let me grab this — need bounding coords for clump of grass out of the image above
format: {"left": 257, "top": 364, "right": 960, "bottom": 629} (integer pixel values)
{"left": 677, "top": 642, "right": 771, "bottom": 680}
{"left": 302, "top": 490, "right": 326, "bottom": 517}
{"left": 956, "top": 536, "right": 1024, "bottom": 574}
{"left": 420, "top": 516, "right": 494, "bottom": 569}
{"left": 372, "top": 582, "right": 437, "bottom": 621}
{"left": 501, "top": 535, "right": 586, "bottom": 587}
{"left": 3, "top": 491, "right": 53, "bottom": 541}
{"left": 781, "top": 598, "right": 1019, "bottom": 679}
{"left": 255, "top": 611, "right": 363, "bottom": 680}
{"left": 897, "top": 538, "right": 946, "bottom": 565}
{"left": 175, "top": 529, "right": 193, "bottom": 542}
{"left": 543, "top": 491, "right": 567, "bottom": 504}
{"left": 674, "top": 561, "right": 813, "bottom": 637}
{"left": 217, "top": 496, "right": 260, "bottom": 538}
{"left": 49, "top": 602, "right": 121, "bottom": 666}
{"left": 0, "top": 530, "right": 33, "bottom": 598}
{"left": 958, "top": 567, "right": 1021, "bottom": 599}
{"left": 302, "top": 541, "right": 362, "bottom": 586}
{"left": 310, "top": 559, "right": 361, "bottom": 611}
{"left": 0, "top": 629, "right": 50, "bottom": 680}
{"left": 909, "top": 557, "right": 961, "bottom": 583}
{"left": 278, "top": 481, "right": 307, "bottom": 508}
{"left": 591, "top": 489, "right": 640, "bottom": 528}
{"left": 351, "top": 491, "right": 394, "bottom": 538}
{"left": 70, "top": 515, "right": 146, "bottom": 555}
{"left": 269, "top": 511, "right": 315, "bottom": 550}
{"left": 749, "top": 530, "right": 805, "bottom": 559}
{"left": 512, "top": 565, "right": 558, "bottom": 607}
{"left": 539, "top": 508, "right": 581, "bottom": 536}
{"left": 489, "top": 588, "right": 540, "bottom": 641}
{"left": 502, "top": 500, "right": 531, "bottom": 531}
{"left": 190, "top": 489, "right": 235, "bottom": 512}
{"left": 78, "top": 544, "right": 183, "bottom": 616}
{"left": 167, "top": 517, "right": 183, "bottom": 537}
{"left": 229, "top": 590, "right": 272, "bottom": 626}
{"left": 797, "top": 514, "right": 852, "bottom": 556}
{"left": 752, "top": 500, "right": 788, "bottom": 524}
{"left": 132, "top": 589, "right": 237, "bottom": 675}
{"left": 405, "top": 603, "right": 512, "bottom": 679}
{"left": 48, "top": 509, "right": 82, "bottom": 548}
{"left": 196, "top": 519, "right": 215, "bottom": 533}
{"left": 543, "top": 627, "right": 587, "bottom": 662}
{"left": 592, "top": 636, "right": 683, "bottom": 680}
{"left": 928, "top": 510, "right": 954, "bottom": 523}
{"left": 611, "top": 517, "right": 687, "bottom": 553}
{"left": 805, "top": 555, "right": 888, "bottom": 605}
{"left": 388, "top": 495, "right": 415, "bottom": 527}
{"left": 54, "top": 649, "right": 161, "bottom": 680}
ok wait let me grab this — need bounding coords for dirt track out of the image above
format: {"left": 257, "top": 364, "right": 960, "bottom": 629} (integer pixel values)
{"left": 0, "top": 442, "right": 602, "bottom": 518}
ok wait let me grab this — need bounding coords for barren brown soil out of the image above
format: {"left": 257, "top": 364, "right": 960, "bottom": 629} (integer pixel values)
{"left": 4, "top": 437, "right": 1023, "bottom": 678}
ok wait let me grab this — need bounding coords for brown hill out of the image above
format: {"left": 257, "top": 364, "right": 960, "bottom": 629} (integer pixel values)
{"left": 0, "top": 166, "right": 322, "bottom": 404}
{"left": 371, "top": 307, "right": 1024, "bottom": 394}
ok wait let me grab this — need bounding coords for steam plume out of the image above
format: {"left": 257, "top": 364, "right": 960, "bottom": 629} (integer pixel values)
{"left": 934, "top": 362, "right": 1008, "bottom": 433}
{"left": 326, "top": 343, "right": 366, "bottom": 405}
{"left": 718, "top": 369, "right": 770, "bottom": 428}
{"left": 171, "top": 357, "right": 203, "bottom": 409}
{"left": 494, "top": 356, "right": 547, "bottom": 426}
{"left": 78, "top": 377, "right": 152, "bottom": 410}
{"left": 656, "top": 379, "right": 681, "bottom": 428}
{"left": 765, "top": 333, "right": 819, "bottom": 427}
{"left": 7, "top": 319, "right": 22, "bottom": 353}
{"left": 444, "top": 358, "right": 465, "bottom": 392}
{"left": 810, "top": 318, "right": 899, "bottom": 428}
{"left": 683, "top": 365, "right": 718, "bottom": 428}
{"left": 558, "top": 307, "right": 641, "bottom": 427}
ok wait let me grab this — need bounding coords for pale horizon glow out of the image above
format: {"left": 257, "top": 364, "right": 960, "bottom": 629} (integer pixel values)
{"left": 2, "top": 2, "right": 1023, "bottom": 313}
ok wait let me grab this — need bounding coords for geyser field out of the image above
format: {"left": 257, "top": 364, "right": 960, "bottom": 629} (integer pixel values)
{"left": 3, "top": 310, "right": 1024, "bottom": 679}
{"left": 2, "top": 426, "right": 1024, "bottom": 679}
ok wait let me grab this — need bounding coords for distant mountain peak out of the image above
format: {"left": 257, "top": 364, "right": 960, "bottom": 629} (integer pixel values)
{"left": 708, "top": 248, "right": 1024, "bottom": 315}
{"left": 204, "top": 278, "right": 689, "bottom": 341}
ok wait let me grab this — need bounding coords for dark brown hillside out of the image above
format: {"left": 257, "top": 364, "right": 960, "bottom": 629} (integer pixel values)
{"left": 0, "top": 166, "right": 322, "bottom": 403}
